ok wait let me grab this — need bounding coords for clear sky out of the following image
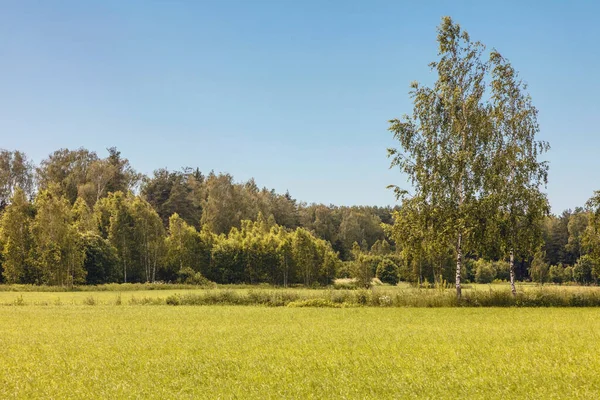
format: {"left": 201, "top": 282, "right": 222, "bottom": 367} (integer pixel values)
{"left": 1, "top": 1, "right": 598, "bottom": 213}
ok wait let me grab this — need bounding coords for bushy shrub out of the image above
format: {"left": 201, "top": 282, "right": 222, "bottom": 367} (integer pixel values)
{"left": 333, "top": 278, "right": 357, "bottom": 290}
{"left": 563, "top": 266, "right": 574, "bottom": 283}
{"left": 353, "top": 289, "right": 371, "bottom": 305}
{"left": 548, "top": 265, "right": 565, "bottom": 284}
{"left": 574, "top": 255, "right": 595, "bottom": 284}
{"left": 529, "top": 253, "right": 549, "bottom": 284}
{"left": 128, "top": 296, "right": 164, "bottom": 305}
{"left": 463, "top": 258, "right": 476, "bottom": 283}
{"left": 376, "top": 259, "right": 399, "bottom": 285}
{"left": 352, "top": 257, "right": 374, "bottom": 289}
{"left": 493, "top": 261, "right": 511, "bottom": 281}
{"left": 83, "top": 296, "right": 97, "bottom": 306}
{"left": 376, "top": 294, "right": 392, "bottom": 306}
{"left": 165, "top": 294, "right": 181, "bottom": 306}
{"left": 177, "top": 267, "right": 214, "bottom": 286}
{"left": 287, "top": 299, "right": 342, "bottom": 308}
{"left": 474, "top": 259, "right": 495, "bottom": 284}
{"left": 81, "top": 233, "right": 119, "bottom": 285}
{"left": 336, "top": 261, "right": 354, "bottom": 279}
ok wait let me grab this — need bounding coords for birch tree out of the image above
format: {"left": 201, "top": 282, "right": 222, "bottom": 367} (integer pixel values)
{"left": 583, "top": 192, "right": 600, "bottom": 270}
{"left": 388, "top": 17, "right": 491, "bottom": 298}
{"left": 390, "top": 196, "right": 454, "bottom": 285}
{"left": 77, "top": 159, "right": 117, "bottom": 207}
{"left": 131, "top": 197, "right": 165, "bottom": 282}
{"left": 276, "top": 228, "right": 293, "bottom": 287}
{"left": 31, "top": 188, "right": 86, "bottom": 286}
{"left": 292, "top": 228, "right": 318, "bottom": 286}
{"left": 165, "top": 213, "right": 204, "bottom": 279}
{"left": 487, "top": 51, "right": 549, "bottom": 295}
{"left": 0, "top": 188, "right": 36, "bottom": 283}
{"left": 0, "top": 150, "right": 35, "bottom": 209}
{"left": 106, "top": 192, "right": 136, "bottom": 283}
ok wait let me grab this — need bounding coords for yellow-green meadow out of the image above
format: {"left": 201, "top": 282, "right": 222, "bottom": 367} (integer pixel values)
{"left": 2, "top": 287, "right": 600, "bottom": 399}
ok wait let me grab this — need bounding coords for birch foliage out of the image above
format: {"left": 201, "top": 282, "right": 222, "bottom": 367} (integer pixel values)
{"left": 388, "top": 17, "right": 492, "bottom": 297}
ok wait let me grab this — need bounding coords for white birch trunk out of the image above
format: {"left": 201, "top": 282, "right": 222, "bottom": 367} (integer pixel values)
{"left": 456, "top": 232, "right": 462, "bottom": 299}
{"left": 509, "top": 249, "right": 516, "bottom": 296}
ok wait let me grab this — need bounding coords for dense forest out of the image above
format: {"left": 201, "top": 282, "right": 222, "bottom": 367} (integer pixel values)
{"left": 0, "top": 147, "right": 397, "bottom": 286}
{"left": 0, "top": 145, "right": 599, "bottom": 288}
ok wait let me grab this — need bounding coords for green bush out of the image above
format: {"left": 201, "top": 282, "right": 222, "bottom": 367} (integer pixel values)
{"left": 474, "top": 259, "right": 496, "bottom": 284}
{"left": 177, "top": 267, "right": 215, "bottom": 286}
{"left": 548, "top": 265, "right": 565, "bottom": 284}
{"left": 574, "top": 255, "right": 595, "bottom": 284}
{"left": 287, "top": 299, "right": 342, "bottom": 308}
{"left": 165, "top": 294, "right": 181, "bottom": 306}
{"left": 529, "top": 253, "right": 549, "bottom": 284}
{"left": 493, "top": 261, "right": 510, "bottom": 281}
{"left": 337, "top": 262, "right": 354, "bottom": 279}
{"left": 333, "top": 278, "right": 357, "bottom": 290}
{"left": 376, "top": 259, "right": 399, "bottom": 285}
{"left": 352, "top": 256, "right": 375, "bottom": 289}
{"left": 353, "top": 289, "right": 371, "bottom": 305}
{"left": 563, "top": 266, "right": 574, "bottom": 283}
{"left": 128, "top": 296, "right": 164, "bottom": 305}
{"left": 81, "top": 233, "right": 120, "bottom": 285}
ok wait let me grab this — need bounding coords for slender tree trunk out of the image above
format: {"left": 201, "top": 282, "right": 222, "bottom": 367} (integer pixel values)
{"left": 509, "top": 249, "right": 516, "bottom": 296}
{"left": 152, "top": 258, "right": 157, "bottom": 283}
{"left": 122, "top": 236, "right": 128, "bottom": 283}
{"left": 68, "top": 252, "right": 73, "bottom": 289}
{"left": 283, "top": 257, "right": 288, "bottom": 288}
{"left": 145, "top": 237, "right": 150, "bottom": 283}
{"left": 456, "top": 232, "right": 462, "bottom": 299}
{"left": 152, "top": 246, "right": 157, "bottom": 283}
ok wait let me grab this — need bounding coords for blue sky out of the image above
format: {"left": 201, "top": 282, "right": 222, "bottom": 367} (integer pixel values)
{"left": 1, "top": 1, "right": 598, "bottom": 213}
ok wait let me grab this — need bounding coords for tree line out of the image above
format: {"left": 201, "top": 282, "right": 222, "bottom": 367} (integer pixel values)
{"left": 2, "top": 17, "right": 600, "bottom": 289}
{"left": 0, "top": 147, "right": 388, "bottom": 286}
{"left": 2, "top": 142, "right": 598, "bottom": 288}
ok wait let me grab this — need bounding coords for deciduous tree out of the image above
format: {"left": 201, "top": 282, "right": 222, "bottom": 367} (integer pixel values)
{"left": 0, "top": 150, "right": 35, "bottom": 209}
{"left": 31, "top": 188, "right": 86, "bottom": 286}
{"left": 487, "top": 50, "right": 549, "bottom": 295}
{"left": 0, "top": 188, "right": 36, "bottom": 283}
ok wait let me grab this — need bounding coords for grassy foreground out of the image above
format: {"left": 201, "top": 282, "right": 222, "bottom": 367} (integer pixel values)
{"left": 2, "top": 306, "right": 600, "bottom": 399}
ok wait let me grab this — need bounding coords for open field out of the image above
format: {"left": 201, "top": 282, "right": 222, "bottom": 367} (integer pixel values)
{"left": 1, "top": 306, "right": 600, "bottom": 399}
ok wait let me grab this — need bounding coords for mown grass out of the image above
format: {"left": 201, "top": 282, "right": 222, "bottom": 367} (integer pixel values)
{"left": 1, "top": 306, "right": 600, "bottom": 399}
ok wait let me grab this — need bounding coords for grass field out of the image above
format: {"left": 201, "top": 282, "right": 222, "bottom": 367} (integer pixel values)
{"left": 2, "top": 282, "right": 600, "bottom": 307}
{"left": 2, "top": 304, "right": 600, "bottom": 399}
